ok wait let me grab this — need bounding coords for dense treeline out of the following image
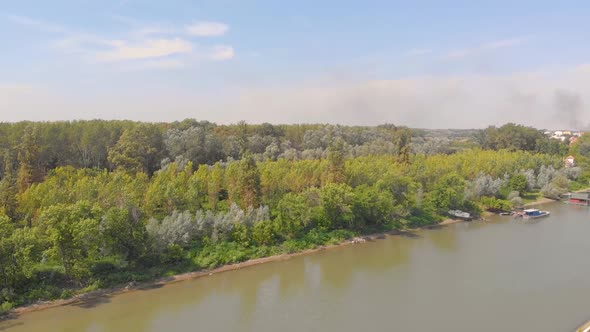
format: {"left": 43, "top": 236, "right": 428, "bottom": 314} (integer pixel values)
{"left": 0, "top": 120, "right": 581, "bottom": 313}
{"left": 0, "top": 121, "right": 568, "bottom": 182}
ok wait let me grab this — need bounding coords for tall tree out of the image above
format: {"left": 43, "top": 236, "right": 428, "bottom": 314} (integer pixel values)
{"left": 236, "top": 120, "right": 250, "bottom": 157}
{"left": 396, "top": 127, "right": 412, "bottom": 164}
{"left": 0, "top": 151, "right": 17, "bottom": 218}
{"left": 107, "top": 124, "right": 165, "bottom": 174}
{"left": 326, "top": 138, "right": 346, "bottom": 184}
{"left": 237, "top": 154, "right": 261, "bottom": 209}
{"left": 17, "top": 125, "right": 41, "bottom": 193}
{"left": 208, "top": 163, "right": 224, "bottom": 210}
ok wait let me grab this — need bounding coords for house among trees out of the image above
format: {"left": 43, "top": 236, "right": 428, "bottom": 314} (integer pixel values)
{"left": 565, "top": 155, "right": 575, "bottom": 168}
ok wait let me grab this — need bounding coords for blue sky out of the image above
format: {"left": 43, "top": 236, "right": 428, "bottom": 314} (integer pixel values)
{"left": 1, "top": 0, "right": 590, "bottom": 128}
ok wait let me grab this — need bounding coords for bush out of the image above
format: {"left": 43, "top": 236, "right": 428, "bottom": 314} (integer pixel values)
{"left": 509, "top": 174, "right": 528, "bottom": 195}
{"left": 252, "top": 220, "right": 276, "bottom": 246}
{"left": 0, "top": 301, "right": 13, "bottom": 314}
{"left": 26, "top": 265, "right": 68, "bottom": 288}
{"left": 480, "top": 196, "right": 512, "bottom": 211}
{"left": 162, "top": 244, "right": 185, "bottom": 264}
{"left": 60, "top": 289, "right": 74, "bottom": 299}
{"left": 193, "top": 242, "right": 250, "bottom": 269}
{"left": 24, "top": 285, "right": 62, "bottom": 302}
{"left": 281, "top": 239, "right": 312, "bottom": 254}
{"left": 541, "top": 174, "right": 570, "bottom": 199}
{"left": 406, "top": 207, "right": 441, "bottom": 227}
{"left": 91, "top": 261, "right": 118, "bottom": 277}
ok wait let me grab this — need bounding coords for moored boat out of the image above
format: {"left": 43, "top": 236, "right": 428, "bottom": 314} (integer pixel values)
{"left": 517, "top": 208, "right": 550, "bottom": 219}
{"left": 448, "top": 210, "right": 473, "bottom": 221}
{"left": 563, "top": 192, "right": 590, "bottom": 206}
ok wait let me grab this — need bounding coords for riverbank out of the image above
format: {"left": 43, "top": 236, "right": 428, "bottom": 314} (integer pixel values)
{"left": 9, "top": 218, "right": 471, "bottom": 317}
{"left": 523, "top": 197, "right": 558, "bottom": 207}
{"left": 523, "top": 187, "right": 590, "bottom": 208}
{"left": 5, "top": 191, "right": 571, "bottom": 318}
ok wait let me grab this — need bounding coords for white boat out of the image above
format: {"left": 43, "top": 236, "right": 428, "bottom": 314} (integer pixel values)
{"left": 448, "top": 210, "right": 472, "bottom": 221}
{"left": 516, "top": 209, "right": 550, "bottom": 219}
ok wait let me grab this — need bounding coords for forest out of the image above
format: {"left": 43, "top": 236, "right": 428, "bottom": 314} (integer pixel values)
{"left": 0, "top": 120, "right": 587, "bottom": 313}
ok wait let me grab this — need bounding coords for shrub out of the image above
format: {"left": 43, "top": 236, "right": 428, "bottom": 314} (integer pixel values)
{"left": 0, "top": 301, "right": 13, "bottom": 314}
{"left": 509, "top": 174, "right": 528, "bottom": 195}
{"left": 480, "top": 196, "right": 512, "bottom": 211}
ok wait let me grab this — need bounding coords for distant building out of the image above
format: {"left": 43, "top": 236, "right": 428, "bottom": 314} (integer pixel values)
{"left": 563, "top": 130, "right": 572, "bottom": 136}
{"left": 570, "top": 136, "right": 579, "bottom": 145}
{"left": 565, "top": 155, "right": 575, "bottom": 168}
{"left": 566, "top": 192, "right": 590, "bottom": 206}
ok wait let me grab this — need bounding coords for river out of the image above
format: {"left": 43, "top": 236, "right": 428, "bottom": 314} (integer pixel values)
{"left": 2, "top": 202, "right": 590, "bottom": 332}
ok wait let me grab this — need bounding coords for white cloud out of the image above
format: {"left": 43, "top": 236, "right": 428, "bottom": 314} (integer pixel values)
{"left": 95, "top": 38, "right": 193, "bottom": 62}
{"left": 8, "top": 15, "right": 234, "bottom": 68}
{"left": 209, "top": 45, "right": 235, "bottom": 60}
{"left": 186, "top": 21, "right": 229, "bottom": 37}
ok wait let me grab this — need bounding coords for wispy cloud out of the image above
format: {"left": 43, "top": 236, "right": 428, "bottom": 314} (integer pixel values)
{"left": 210, "top": 45, "right": 234, "bottom": 60}
{"left": 481, "top": 37, "right": 528, "bottom": 50}
{"left": 8, "top": 15, "right": 234, "bottom": 68}
{"left": 403, "top": 48, "right": 432, "bottom": 57}
{"left": 445, "top": 36, "right": 529, "bottom": 59}
{"left": 7, "top": 15, "right": 65, "bottom": 33}
{"left": 96, "top": 38, "right": 193, "bottom": 62}
{"left": 122, "top": 59, "right": 185, "bottom": 71}
{"left": 186, "top": 21, "right": 229, "bottom": 37}
{"left": 445, "top": 49, "right": 472, "bottom": 59}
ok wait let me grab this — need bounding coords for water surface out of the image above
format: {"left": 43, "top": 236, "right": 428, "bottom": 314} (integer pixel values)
{"left": 3, "top": 202, "right": 590, "bottom": 332}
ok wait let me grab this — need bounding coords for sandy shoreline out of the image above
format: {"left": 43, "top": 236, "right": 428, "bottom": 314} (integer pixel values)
{"left": 523, "top": 197, "right": 558, "bottom": 207}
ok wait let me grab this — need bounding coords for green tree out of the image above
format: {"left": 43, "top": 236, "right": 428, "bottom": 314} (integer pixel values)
{"left": 208, "top": 163, "right": 224, "bottom": 210}
{"left": 17, "top": 125, "right": 41, "bottom": 193}
{"left": 0, "top": 215, "right": 17, "bottom": 292}
{"left": 236, "top": 154, "right": 261, "bottom": 209}
{"left": 40, "top": 201, "right": 102, "bottom": 277}
{"left": 236, "top": 120, "right": 250, "bottom": 157}
{"left": 326, "top": 138, "right": 346, "bottom": 184}
{"left": 429, "top": 173, "right": 466, "bottom": 212}
{"left": 508, "top": 174, "right": 528, "bottom": 195}
{"left": 480, "top": 123, "right": 544, "bottom": 151}
{"left": 101, "top": 207, "right": 148, "bottom": 262}
{"left": 0, "top": 151, "right": 17, "bottom": 218}
{"left": 395, "top": 127, "right": 412, "bottom": 164}
{"left": 107, "top": 124, "right": 165, "bottom": 174}
{"left": 317, "top": 183, "right": 356, "bottom": 230}
{"left": 274, "top": 193, "right": 311, "bottom": 239}
{"left": 353, "top": 185, "right": 396, "bottom": 228}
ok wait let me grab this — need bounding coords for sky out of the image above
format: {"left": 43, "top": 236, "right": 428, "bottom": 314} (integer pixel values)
{"left": 1, "top": 0, "right": 590, "bottom": 129}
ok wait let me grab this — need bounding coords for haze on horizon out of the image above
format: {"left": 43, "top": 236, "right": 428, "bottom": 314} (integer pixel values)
{"left": 1, "top": 1, "right": 589, "bottom": 129}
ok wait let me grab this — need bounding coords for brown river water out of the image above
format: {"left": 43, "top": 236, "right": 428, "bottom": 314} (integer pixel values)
{"left": 2, "top": 202, "right": 590, "bottom": 332}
